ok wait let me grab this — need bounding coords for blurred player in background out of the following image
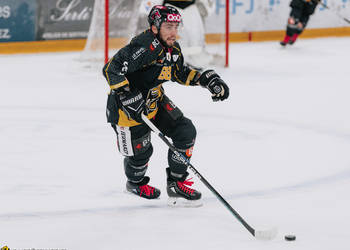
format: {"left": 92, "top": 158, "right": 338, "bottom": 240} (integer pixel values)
{"left": 280, "top": 0, "right": 320, "bottom": 46}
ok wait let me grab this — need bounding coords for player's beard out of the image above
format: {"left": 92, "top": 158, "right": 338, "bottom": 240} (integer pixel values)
{"left": 165, "top": 37, "right": 176, "bottom": 47}
{"left": 159, "top": 32, "right": 177, "bottom": 47}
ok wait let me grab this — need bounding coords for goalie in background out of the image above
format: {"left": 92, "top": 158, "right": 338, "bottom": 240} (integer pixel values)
{"left": 280, "top": 0, "right": 320, "bottom": 46}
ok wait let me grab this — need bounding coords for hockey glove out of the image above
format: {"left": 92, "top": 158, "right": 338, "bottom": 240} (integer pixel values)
{"left": 199, "top": 70, "right": 230, "bottom": 102}
{"left": 118, "top": 89, "right": 146, "bottom": 123}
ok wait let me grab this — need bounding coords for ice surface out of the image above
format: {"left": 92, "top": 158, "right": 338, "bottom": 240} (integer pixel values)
{"left": 1, "top": 37, "right": 350, "bottom": 250}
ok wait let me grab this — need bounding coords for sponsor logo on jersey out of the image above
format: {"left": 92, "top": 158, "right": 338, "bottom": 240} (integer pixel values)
{"left": 150, "top": 38, "right": 160, "bottom": 51}
{"left": 172, "top": 54, "right": 179, "bottom": 62}
{"left": 132, "top": 47, "right": 146, "bottom": 60}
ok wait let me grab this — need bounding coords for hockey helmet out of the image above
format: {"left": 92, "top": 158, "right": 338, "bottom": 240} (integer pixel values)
{"left": 148, "top": 5, "right": 182, "bottom": 30}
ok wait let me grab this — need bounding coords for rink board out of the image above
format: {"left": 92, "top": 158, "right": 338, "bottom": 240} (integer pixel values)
{"left": 1, "top": 26, "right": 350, "bottom": 54}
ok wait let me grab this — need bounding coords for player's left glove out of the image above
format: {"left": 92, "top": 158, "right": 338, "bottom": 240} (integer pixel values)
{"left": 199, "top": 70, "right": 229, "bottom": 101}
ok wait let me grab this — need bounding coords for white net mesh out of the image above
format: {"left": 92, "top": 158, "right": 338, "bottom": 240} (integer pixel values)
{"left": 80, "top": 0, "right": 227, "bottom": 69}
{"left": 80, "top": 0, "right": 141, "bottom": 68}
{"left": 166, "top": 0, "right": 226, "bottom": 68}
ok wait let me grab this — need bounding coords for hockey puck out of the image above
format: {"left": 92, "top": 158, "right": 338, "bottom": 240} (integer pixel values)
{"left": 284, "top": 235, "right": 296, "bottom": 241}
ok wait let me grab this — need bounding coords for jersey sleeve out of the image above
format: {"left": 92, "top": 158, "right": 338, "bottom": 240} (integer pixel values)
{"left": 171, "top": 44, "right": 201, "bottom": 86}
{"left": 103, "top": 32, "right": 159, "bottom": 91}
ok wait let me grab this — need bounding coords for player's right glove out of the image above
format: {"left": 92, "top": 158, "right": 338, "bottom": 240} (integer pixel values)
{"left": 117, "top": 89, "right": 146, "bottom": 123}
{"left": 199, "top": 70, "right": 230, "bottom": 102}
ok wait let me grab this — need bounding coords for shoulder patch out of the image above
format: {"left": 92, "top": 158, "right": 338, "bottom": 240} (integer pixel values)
{"left": 150, "top": 38, "right": 160, "bottom": 51}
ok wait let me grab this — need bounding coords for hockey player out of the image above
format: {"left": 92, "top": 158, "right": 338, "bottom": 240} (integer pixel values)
{"left": 280, "top": 0, "right": 319, "bottom": 46}
{"left": 103, "top": 5, "right": 229, "bottom": 206}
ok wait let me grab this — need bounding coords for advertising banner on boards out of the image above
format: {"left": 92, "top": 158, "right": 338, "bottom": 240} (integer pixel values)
{"left": 0, "top": 0, "right": 36, "bottom": 42}
{"left": 36, "top": 0, "right": 94, "bottom": 40}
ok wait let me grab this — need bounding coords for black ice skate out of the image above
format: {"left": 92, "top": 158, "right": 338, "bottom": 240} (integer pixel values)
{"left": 126, "top": 176, "right": 161, "bottom": 199}
{"left": 280, "top": 41, "right": 287, "bottom": 46}
{"left": 166, "top": 168, "right": 202, "bottom": 207}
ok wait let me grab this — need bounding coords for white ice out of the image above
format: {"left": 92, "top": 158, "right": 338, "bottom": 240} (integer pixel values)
{"left": 1, "top": 37, "right": 350, "bottom": 250}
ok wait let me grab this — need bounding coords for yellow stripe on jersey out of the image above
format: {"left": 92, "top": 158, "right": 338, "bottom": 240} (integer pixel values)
{"left": 104, "top": 59, "right": 113, "bottom": 85}
{"left": 173, "top": 71, "right": 185, "bottom": 85}
{"left": 173, "top": 45, "right": 181, "bottom": 52}
{"left": 117, "top": 108, "right": 159, "bottom": 127}
{"left": 185, "top": 70, "right": 197, "bottom": 86}
{"left": 110, "top": 79, "right": 129, "bottom": 90}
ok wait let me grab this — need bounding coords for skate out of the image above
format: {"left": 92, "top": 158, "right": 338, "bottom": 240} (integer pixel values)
{"left": 288, "top": 34, "right": 299, "bottom": 45}
{"left": 166, "top": 168, "right": 202, "bottom": 207}
{"left": 126, "top": 176, "right": 161, "bottom": 199}
{"left": 280, "top": 35, "right": 291, "bottom": 46}
{"left": 280, "top": 41, "right": 287, "bottom": 46}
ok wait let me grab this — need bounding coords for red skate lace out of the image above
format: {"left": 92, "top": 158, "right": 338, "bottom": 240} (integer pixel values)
{"left": 139, "top": 185, "right": 154, "bottom": 197}
{"left": 177, "top": 178, "right": 195, "bottom": 195}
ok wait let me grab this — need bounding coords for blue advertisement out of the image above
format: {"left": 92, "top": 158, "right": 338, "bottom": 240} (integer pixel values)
{"left": 0, "top": 0, "right": 36, "bottom": 42}
{"left": 214, "top": 0, "right": 349, "bottom": 15}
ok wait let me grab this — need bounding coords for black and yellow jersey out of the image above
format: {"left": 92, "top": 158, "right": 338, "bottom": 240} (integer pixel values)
{"left": 103, "top": 29, "right": 200, "bottom": 127}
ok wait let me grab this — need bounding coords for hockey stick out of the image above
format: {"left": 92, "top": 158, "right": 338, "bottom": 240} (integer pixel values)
{"left": 141, "top": 114, "right": 277, "bottom": 240}
{"left": 319, "top": 1, "right": 350, "bottom": 24}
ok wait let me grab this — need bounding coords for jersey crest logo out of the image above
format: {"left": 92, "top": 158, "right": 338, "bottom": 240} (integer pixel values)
{"left": 158, "top": 66, "right": 171, "bottom": 80}
{"left": 172, "top": 55, "right": 179, "bottom": 62}
{"left": 146, "top": 85, "right": 163, "bottom": 111}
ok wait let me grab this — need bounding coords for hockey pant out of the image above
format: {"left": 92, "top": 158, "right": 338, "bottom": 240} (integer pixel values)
{"left": 287, "top": 2, "right": 318, "bottom": 36}
{"left": 112, "top": 95, "right": 196, "bottom": 183}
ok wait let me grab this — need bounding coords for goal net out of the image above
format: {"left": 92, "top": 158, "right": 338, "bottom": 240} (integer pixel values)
{"left": 80, "top": 0, "right": 141, "bottom": 67}
{"left": 81, "top": 0, "right": 229, "bottom": 69}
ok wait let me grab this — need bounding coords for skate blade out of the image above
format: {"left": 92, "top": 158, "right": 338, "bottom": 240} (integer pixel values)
{"left": 167, "top": 197, "right": 203, "bottom": 208}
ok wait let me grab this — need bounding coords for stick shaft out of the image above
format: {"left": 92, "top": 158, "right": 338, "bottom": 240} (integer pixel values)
{"left": 141, "top": 114, "right": 256, "bottom": 237}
